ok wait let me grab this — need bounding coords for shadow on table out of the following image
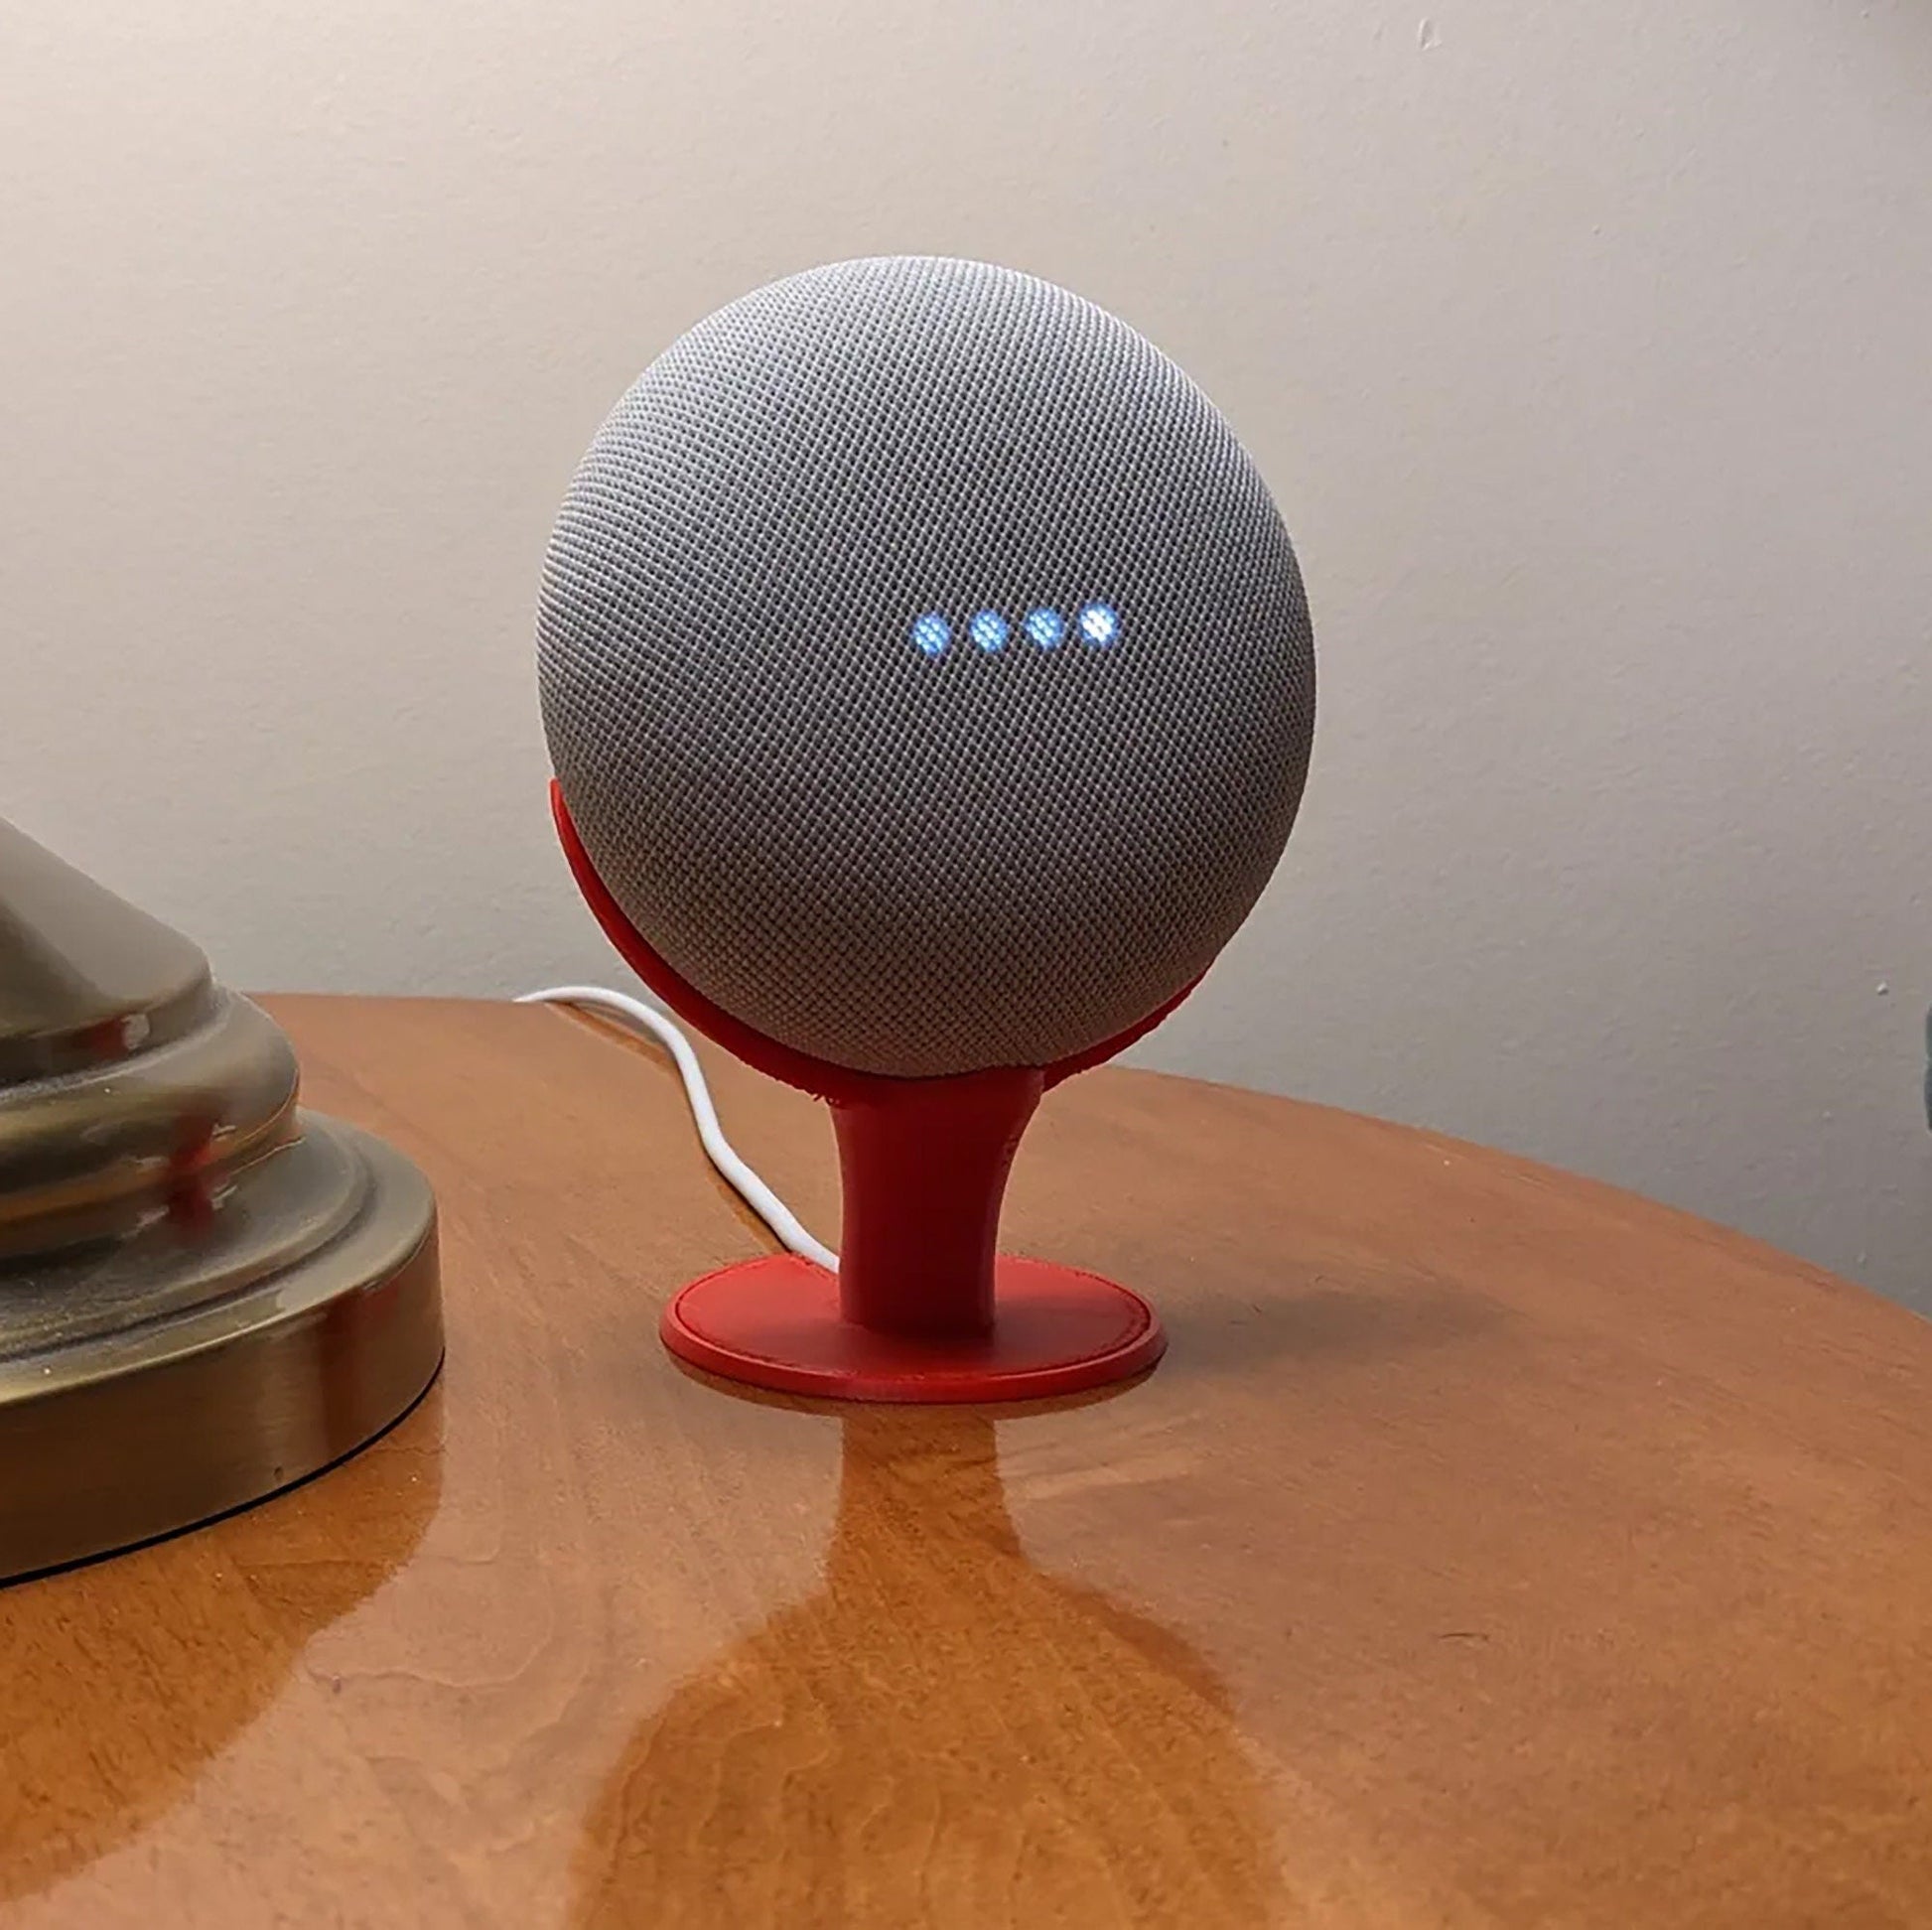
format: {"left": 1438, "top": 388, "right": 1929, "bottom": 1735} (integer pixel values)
{"left": 0, "top": 1381, "right": 443, "bottom": 1904}
{"left": 1169, "top": 1276, "right": 1505, "bottom": 1377}
{"left": 570, "top": 1406, "right": 1279, "bottom": 1927}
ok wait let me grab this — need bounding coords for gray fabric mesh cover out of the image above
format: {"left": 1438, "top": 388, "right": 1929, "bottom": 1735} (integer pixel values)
{"left": 539, "top": 256, "right": 1315, "bottom": 1078}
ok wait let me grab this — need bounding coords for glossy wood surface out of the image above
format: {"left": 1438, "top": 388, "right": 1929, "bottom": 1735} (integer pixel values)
{"left": 6, "top": 996, "right": 1932, "bottom": 1927}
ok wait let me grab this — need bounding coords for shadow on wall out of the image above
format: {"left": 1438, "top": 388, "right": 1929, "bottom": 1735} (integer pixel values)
{"left": 570, "top": 1405, "right": 1281, "bottom": 1927}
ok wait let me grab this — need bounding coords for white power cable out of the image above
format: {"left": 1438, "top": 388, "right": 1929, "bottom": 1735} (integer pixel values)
{"left": 515, "top": 984, "right": 839, "bottom": 1274}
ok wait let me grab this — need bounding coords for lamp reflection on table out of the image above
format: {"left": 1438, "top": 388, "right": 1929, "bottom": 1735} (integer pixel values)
{"left": 0, "top": 1383, "right": 443, "bottom": 1907}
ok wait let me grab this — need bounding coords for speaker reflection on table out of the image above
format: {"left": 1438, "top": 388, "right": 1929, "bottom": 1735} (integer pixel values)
{"left": 539, "top": 256, "right": 1316, "bottom": 1402}
{"left": 571, "top": 1411, "right": 1276, "bottom": 1927}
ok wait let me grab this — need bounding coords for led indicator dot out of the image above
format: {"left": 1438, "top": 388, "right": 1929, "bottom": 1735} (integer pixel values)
{"left": 910, "top": 612, "right": 951, "bottom": 657}
{"left": 969, "top": 610, "right": 1010, "bottom": 651}
{"left": 1024, "top": 607, "right": 1066, "bottom": 649}
{"left": 1077, "top": 601, "right": 1120, "bottom": 646}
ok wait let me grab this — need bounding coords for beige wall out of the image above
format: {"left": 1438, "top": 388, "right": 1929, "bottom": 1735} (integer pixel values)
{"left": 5, "top": 1, "right": 1929, "bottom": 1304}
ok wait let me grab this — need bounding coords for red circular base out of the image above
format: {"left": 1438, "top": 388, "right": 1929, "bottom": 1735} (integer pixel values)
{"left": 661, "top": 1254, "right": 1166, "bottom": 1403}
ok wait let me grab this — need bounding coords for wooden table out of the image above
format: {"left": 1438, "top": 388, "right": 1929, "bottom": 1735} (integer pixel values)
{"left": 6, "top": 996, "right": 1932, "bottom": 1927}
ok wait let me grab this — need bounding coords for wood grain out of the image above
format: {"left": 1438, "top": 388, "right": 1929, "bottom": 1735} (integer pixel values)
{"left": 4, "top": 995, "right": 1932, "bottom": 1927}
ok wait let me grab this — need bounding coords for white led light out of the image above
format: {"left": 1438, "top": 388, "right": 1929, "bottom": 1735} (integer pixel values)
{"left": 1077, "top": 602, "right": 1120, "bottom": 645}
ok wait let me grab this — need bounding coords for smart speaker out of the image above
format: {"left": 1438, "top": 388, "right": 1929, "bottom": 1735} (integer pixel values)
{"left": 538, "top": 255, "right": 1315, "bottom": 1400}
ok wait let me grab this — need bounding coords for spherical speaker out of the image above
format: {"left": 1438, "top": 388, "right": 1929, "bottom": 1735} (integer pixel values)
{"left": 539, "top": 255, "right": 1318, "bottom": 1402}
{"left": 539, "top": 255, "right": 1314, "bottom": 1082}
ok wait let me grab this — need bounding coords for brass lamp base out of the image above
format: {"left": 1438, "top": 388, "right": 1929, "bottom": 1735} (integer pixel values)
{"left": 0, "top": 820, "right": 443, "bottom": 1583}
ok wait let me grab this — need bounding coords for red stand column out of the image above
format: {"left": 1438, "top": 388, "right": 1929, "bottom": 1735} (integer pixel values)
{"left": 830, "top": 1066, "right": 1044, "bottom": 1340}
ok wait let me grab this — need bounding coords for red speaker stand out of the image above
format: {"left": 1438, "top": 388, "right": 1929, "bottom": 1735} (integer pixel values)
{"left": 553, "top": 781, "right": 1173, "bottom": 1403}
{"left": 665, "top": 1062, "right": 1164, "bottom": 1402}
